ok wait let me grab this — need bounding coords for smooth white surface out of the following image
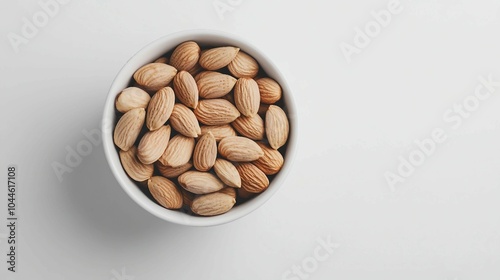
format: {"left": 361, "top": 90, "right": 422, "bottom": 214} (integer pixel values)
{"left": 1, "top": 0, "right": 500, "bottom": 279}
{"left": 102, "top": 30, "right": 298, "bottom": 226}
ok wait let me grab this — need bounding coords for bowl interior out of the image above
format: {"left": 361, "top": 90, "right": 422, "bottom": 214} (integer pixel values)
{"left": 102, "top": 30, "right": 298, "bottom": 226}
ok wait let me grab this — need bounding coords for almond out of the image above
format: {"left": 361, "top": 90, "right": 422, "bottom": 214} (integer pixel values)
{"left": 253, "top": 142, "right": 284, "bottom": 175}
{"left": 119, "top": 146, "right": 154, "bottom": 181}
{"left": 266, "top": 105, "right": 289, "bottom": 149}
{"left": 187, "top": 63, "right": 203, "bottom": 77}
{"left": 257, "top": 77, "right": 282, "bottom": 104}
{"left": 154, "top": 56, "right": 169, "bottom": 64}
{"left": 200, "top": 125, "right": 237, "bottom": 142}
{"left": 193, "top": 131, "right": 217, "bottom": 171}
{"left": 156, "top": 161, "right": 193, "bottom": 178}
{"left": 137, "top": 125, "right": 171, "bottom": 164}
{"left": 115, "top": 87, "right": 151, "bottom": 113}
{"left": 114, "top": 108, "right": 146, "bottom": 151}
{"left": 236, "top": 163, "right": 269, "bottom": 193}
{"left": 234, "top": 78, "right": 260, "bottom": 117}
{"left": 148, "top": 176, "right": 183, "bottom": 209}
{"left": 231, "top": 114, "right": 265, "bottom": 140}
{"left": 199, "top": 46, "right": 240, "bottom": 70}
{"left": 170, "top": 103, "right": 201, "bottom": 138}
{"left": 194, "top": 71, "right": 217, "bottom": 82}
{"left": 228, "top": 51, "right": 259, "bottom": 78}
{"left": 159, "top": 134, "right": 195, "bottom": 167}
{"left": 178, "top": 171, "right": 224, "bottom": 194}
{"left": 218, "top": 187, "right": 237, "bottom": 199}
{"left": 214, "top": 158, "right": 241, "bottom": 188}
{"left": 191, "top": 192, "right": 236, "bottom": 216}
{"left": 194, "top": 99, "right": 240, "bottom": 125}
{"left": 218, "top": 136, "right": 264, "bottom": 162}
{"left": 169, "top": 41, "right": 201, "bottom": 71}
{"left": 133, "top": 63, "right": 177, "bottom": 91}
{"left": 197, "top": 72, "right": 237, "bottom": 99}
{"left": 146, "top": 87, "right": 175, "bottom": 131}
{"left": 173, "top": 71, "right": 199, "bottom": 109}
{"left": 181, "top": 188, "right": 195, "bottom": 207}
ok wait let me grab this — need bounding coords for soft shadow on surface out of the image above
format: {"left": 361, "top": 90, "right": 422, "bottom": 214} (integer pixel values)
{"left": 30, "top": 109, "right": 240, "bottom": 278}
{"left": 59, "top": 117, "right": 192, "bottom": 249}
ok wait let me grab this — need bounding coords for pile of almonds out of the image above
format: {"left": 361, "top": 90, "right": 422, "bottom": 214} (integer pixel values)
{"left": 113, "top": 41, "right": 290, "bottom": 216}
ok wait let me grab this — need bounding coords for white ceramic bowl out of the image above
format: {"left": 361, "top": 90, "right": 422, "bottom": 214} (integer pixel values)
{"left": 102, "top": 30, "right": 298, "bottom": 226}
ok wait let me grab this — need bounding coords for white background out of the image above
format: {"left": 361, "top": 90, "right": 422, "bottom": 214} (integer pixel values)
{"left": 1, "top": 0, "right": 500, "bottom": 279}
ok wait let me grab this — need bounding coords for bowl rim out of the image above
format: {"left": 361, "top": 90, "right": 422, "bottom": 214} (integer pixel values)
{"left": 102, "top": 29, "right": 298, "bottom": 226}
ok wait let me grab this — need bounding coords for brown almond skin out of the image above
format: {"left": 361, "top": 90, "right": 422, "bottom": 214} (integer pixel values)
{"left": 197, "top": 72, "right": 237, "bottom": 99}
{"left": 133, "top": 63, "right": 177, "bottom": 92}
{"left": 253, "top": 142, "right": 284, "bottom": 175}
{"left": 146, "top": 87, "right": 175, "bottom": 131}
{"left": 181, "top": 188, "right": 195, "bottom": 208}
{"left": 218, "top": 136, "right": 264, "bottom": 162}
{"left": 257, "top": 77, "right": 282, "bottom": 104}
{"left": 228, "top": 51, "right": 259, "bottom": 78}
{"left": 169, "top": 41, "right": 201, "bottom": 71}
{"left": 265, "top": 105, "right": 289, "bottom": 150}
{"left": 193, "top": 132, "right": 217, "bottom": 172}
{"left": 187, "top": 63, "right": 203, "bottom": 77}
{"left": 236, "top": 163, "right": 270, "bottom": 194}
{"left": 156, "top": 161, "right": 193, "bottom": 178}
{"left": 218, "top": 187, "right": 237, "bottom": 199}
{"left": 195, "top": 71, "right": 217, "bottom": 82}
{"left": 214, "top": 158, "right": 241, "bottom": 188}
{"left": 178, "top": 171, "right": 224, "bottom": 194}
{"left": 137, "top": 125, "right": 171, "bottom": 164}
{"left": 173, "top": 71, "right": 199, "bottom": 109}
{"left": 119, "top": 146, "right": 154, "bottom": 182}
{"left": 200, "top": 124, "right": 237, "bottom": 142}
{"left": 191, "top": 192, "right": 236, "bottom": 216}
{"left": 114, "top": 108, "right": 146, "bottom": 151}
{"left": 231, "top": 114, "right": 265, "bottom": 141}
{"left": 115, "top": 87, "right": 151, "bottom": 113}
{"left": 194, "top": 99, "right": 240, "bottom": 125}
{"left": 199, "top": 46, "right": 240, "bottom": 70}
{"left": 148, "top": 176, "right": 183, "bottom": 209}
{"left": 154, "top": 56, "right": 169, "bottom": 64}
{"left": 170, "top": 104, "right": 201, "bottom": 138}
{"left": 159, "top": 134, "right": 195, "bottom": 167}
{"left": 234, "top": 78, "right": 260, "bottom": 117}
